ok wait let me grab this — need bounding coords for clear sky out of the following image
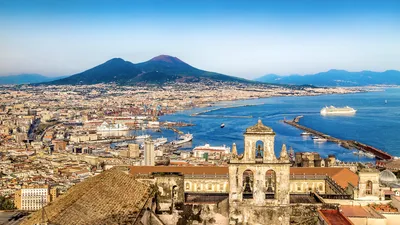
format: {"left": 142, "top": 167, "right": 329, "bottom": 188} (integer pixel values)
{"left": 1, "top": 0, "right": 399, "bottom": 79}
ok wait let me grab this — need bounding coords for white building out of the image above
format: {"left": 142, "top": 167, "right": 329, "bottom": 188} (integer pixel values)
{"left": 144, "top": 139, "right": 155, "bottom": 166}
{"left": 15, "top": 185, "right": 50, "bottom": 211}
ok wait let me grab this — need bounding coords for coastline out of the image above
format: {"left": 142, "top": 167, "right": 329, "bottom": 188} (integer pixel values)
{"left": 187, "top": 87, "right": 375, "bottom": 118}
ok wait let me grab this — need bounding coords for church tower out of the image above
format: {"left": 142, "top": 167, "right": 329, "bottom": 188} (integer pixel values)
{"left": 229, "top": 120, "right": 291, "bottom": 225}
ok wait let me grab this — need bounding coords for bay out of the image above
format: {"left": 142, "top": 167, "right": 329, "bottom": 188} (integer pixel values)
{"left": 158, "top": 88, "right": 400, "bottom": 163}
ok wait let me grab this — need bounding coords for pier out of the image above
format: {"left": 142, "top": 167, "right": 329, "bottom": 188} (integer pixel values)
{"left": 284, "top": 116, "right": 393, "bottom": 160}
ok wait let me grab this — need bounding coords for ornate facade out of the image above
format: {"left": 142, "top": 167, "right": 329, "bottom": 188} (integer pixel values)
{"left": 228, "top": 120, "right": 291, "bottom": 225}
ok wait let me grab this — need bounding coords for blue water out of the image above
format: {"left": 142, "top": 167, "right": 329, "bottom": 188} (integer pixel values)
{"left": 155, "top": 88, "right": 400, "bottom": 162}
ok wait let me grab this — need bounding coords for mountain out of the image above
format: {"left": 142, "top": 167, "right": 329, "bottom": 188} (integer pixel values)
{"left": 254, "top": 70, "right": 400, "bottom": 86}
{"left": 0, "top": 74, "right": 65, "bottom": 85}
{"left": 46, "top": 55, "right": 252, "bottom": 85}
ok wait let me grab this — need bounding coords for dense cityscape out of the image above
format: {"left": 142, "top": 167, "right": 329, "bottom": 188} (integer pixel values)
{"left": 0, "top": 82, "right": 399, "bottom": 224}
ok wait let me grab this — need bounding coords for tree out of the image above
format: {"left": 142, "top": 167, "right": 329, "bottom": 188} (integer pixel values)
{"left": 0, "top": 196, "right": 15, "bottom": 210}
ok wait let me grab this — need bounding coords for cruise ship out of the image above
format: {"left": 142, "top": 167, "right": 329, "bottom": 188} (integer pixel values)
{"left": 172, "top": 133, "right": 193, "bottom": 145}
{"left": 97, "top": 122, "right": 129, "bottom": 132}
{"left": 320, "top": 106, "right": 357, "bottom": 116}
{"left": 193, "top": 144, "right": 231, "bottom": 158}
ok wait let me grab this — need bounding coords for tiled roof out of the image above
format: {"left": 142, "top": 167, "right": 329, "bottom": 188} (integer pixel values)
{"left": 130, "top": 166, "right": 358, "bottom": 189}
{"left": 130, "top": 166, "right": 229, "bottom": 175}
{"left": 21, "top": 168, "right": 152, "bottom": 225}
{"left": 290, "top": 167, "right": 359, "bottom": 189}
{"left": 319, "top": 209, "right": 354, "bottom": 225}
{"left": 340, "top": 206, "right": 384, "bottom": 219}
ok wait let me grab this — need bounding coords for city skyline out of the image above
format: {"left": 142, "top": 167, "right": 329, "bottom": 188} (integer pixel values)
{"left": 1, "top": 0, "right": 399, "bottom": 78}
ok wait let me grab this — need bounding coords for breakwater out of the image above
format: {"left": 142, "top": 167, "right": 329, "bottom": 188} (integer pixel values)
{"left": 284, "top": 116, "right": 393, "bottom": 161}
{"left": 190, "top": 103, "right": 264, "bottom": 117}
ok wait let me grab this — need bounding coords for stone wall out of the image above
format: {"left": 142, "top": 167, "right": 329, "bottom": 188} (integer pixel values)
{"left": 154, "top": 174, "right": 185, "bottom": 212}
{"left": 229, "top": 203, "right": 290, "bottom": 225}
{"left": 175, "top": 203, "right": 229, "bottom": 225}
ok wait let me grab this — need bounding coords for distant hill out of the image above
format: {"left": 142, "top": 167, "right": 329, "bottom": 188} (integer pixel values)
{"left": 0, "top": 74, "right": 65, "bottom": 85}
{"left": 46, "top": 55, "right": 253, "bottom": 85}
{"left": 255, "top": 69, "right": 400, "bottom": 86}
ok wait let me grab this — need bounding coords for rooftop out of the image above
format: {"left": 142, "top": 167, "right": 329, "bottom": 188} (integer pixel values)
{"left": 130, "top": 165, "right": 229, "bottom": 176}
{"left": 319, "top": 209, "right": 354, "bottom": 225}
{"left": 21, "top": 168, "right": 152, "bottom": 225}
{"left": 290, "top": 167, "right": 359, "bottom": 189}
{"left": 340, "top": 206, "right": 385, "bottom": 219}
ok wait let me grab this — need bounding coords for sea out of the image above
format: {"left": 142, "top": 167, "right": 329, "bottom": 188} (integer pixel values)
{"left": 140, "top": 88, "right": 400, "bottom": 163}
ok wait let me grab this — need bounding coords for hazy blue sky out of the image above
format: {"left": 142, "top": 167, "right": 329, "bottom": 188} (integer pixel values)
{"left": 1, "top": 0, "right": 399, "bottom": 78}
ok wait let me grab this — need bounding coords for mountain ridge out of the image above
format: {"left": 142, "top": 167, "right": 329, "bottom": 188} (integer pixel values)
{"left": 45, "top": 55, "right": 253, "bottom": 85}
{"left": 0, "top": 74, "right": 66, "bottom": 85}
{"left": 255, "top": 69, "right": 400, "bottom": 86}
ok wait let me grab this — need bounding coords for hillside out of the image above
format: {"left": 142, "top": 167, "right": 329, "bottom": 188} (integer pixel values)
{"left": 46, "top": 55, "right": 253, "bottom": 85}
{"left": 255, "top": 69, "right": 400, "bottom": 86}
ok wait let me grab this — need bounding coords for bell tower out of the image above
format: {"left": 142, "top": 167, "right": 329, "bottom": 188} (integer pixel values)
{"left": 229, "top": 120, "right": 290, "bottom": 225}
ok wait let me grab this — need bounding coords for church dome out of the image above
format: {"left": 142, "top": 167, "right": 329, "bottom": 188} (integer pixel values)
{"left": 379, "top": 170, "right": 398, "bottom": 184}
{"left": 245, "top": 120, "right": 274, "bottom": 134}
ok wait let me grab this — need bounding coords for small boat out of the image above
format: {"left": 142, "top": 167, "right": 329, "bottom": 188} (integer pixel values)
{"left": 312, "top": 136, "right": 319, "bottom": 139}
{"left": 385, "top": 100, "right": 388, "bottom": 104}
{"left": 365, "top": 152, "right": 375, "bottom": 158}
{"left": 301, "top": 132, "right": 312, "bottom": 136}
{"left": 313, "top": 138, "right": 327, "bottom": 142}
{"left": 221, "top": 123, "right": 225, "bottom": 128}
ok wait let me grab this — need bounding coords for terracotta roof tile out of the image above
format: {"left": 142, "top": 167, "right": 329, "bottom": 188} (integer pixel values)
{"left": 290, "top": 167, "right": 358, "bottom": 189}
{"left": 130, "top": 166, "right": 359, "bottom": 190}
{"left": 130, "top": 166, "right": 229, "bottom": 175}
{"left": 319, "top": 209, "right": 354, "bottom": 225}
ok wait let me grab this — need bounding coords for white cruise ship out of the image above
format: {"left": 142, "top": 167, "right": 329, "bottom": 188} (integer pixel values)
{"left": 193, "top": 144, "right": 231, "bottom": 158}
{"left": 97, "top": 122, "right": 129, "bottom": 132}
{"left": 320, "top": 106, "right": 357, "bottom": 116}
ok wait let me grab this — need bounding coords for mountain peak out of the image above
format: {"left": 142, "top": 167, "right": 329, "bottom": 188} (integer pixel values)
{"left": 149, "top": 55, "right": 184, "bottom": 64}
{"left": 105, "top": 58, "right": 126, "bottom": 63}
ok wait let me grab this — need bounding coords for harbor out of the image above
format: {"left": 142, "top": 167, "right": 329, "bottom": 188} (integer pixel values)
{"left": 284, "top": 116, "right": 393, "bottom": 160}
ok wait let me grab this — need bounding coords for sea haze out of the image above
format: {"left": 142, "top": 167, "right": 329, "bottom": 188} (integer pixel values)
{"left": 160, "top": 88, "right": 400, "bottom": 162}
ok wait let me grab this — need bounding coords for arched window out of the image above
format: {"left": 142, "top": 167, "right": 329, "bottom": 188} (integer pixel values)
{"left": 185, "top": 182, "right": 190, "bottom": 191}
{"left": 366, "top": 180, "right": 373, "bottom": 195}
{"left": 265, "top": 169, "right": 276, "bottom": 199}
{"left": 255, "top": 141, "right": 264, "bottom": 160}
{"left": 242, "top": 169, "right": 254, "bottom": 199}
